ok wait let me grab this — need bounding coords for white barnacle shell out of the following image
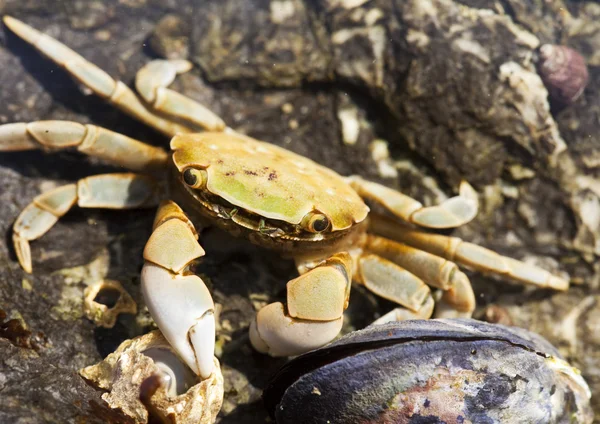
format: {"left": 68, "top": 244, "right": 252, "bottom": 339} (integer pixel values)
{"left": 83, "top": 279, "right": 137, "bottom": 328}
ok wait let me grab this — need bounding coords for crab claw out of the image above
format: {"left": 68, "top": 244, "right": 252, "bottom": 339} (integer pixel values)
{"left": 249, "top": 302, "right": 344, "bottom": 357}
{"left": 410, "top": 181, "right": 479, "bottom": 229}
{"left": 141, "top": 262, "right": 215, "bottom": 379}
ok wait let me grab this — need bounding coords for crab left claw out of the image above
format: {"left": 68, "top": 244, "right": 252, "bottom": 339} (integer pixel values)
{"left": 141, "top": 201, "right": 215, "bottom": 379}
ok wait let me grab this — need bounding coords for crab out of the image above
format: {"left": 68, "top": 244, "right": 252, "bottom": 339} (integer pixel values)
{"left": 0, "top": 16, "right": 569, "bottom": 383}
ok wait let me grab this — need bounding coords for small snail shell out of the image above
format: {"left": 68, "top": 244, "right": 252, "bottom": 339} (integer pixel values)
{"left": 538, "top": 44, "right": 589, "bottom": 105}
{"left": 142, "top": 347, "right": 199, "bottom": 397}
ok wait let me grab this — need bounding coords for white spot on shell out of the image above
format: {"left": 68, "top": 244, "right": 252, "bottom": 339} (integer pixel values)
{"left": 293, "top": 161, "right": 307, "bottom": 169}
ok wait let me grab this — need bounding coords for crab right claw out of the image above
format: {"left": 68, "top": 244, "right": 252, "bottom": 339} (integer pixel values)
{"left": 141, "top": 201, "right": 216, "bottom": 379}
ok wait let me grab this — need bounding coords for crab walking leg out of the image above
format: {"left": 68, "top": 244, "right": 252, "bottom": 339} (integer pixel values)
{"left": 363, "top": 234, "right": 475, "bottom": 317}
{"left": 135, "top": 60, "right": 226, "bottom": 132}
{"left": 348, "top": 176, "right": 479, "bottom": 229}
{"left": 434, "top": 274, "right": 478, "bottom": 319}
{"left": 3, "top": 16, "right": 193, "bottom": 137}
{"left": 249, "top": 253, "right": 352, "bottom": 357}
{"left": 370, "top": 213, "right": 569, "bottom": 290}
{"left": 0, "top": 121, "right": 168, "bottom": 172}
{"left": 371, "top": 296, "right": 435, "bottom": 325}
{"left": 141, "top": 200, "right": 215, "bottom": 379}
{"left": 13, "top": 173, "right": 159, "bottom": 273}
{"left": 354, "top": 253, "right": 436, "bottom": 319}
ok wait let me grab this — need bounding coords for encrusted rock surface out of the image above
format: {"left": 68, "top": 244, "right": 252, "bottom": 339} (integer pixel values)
{"left": 0, "top": 0, "right": 598, "bottom": 422}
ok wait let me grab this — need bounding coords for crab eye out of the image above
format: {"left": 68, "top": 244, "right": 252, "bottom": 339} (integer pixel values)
{"left": 182, "top": 168, "right": 206, "bottom": 189}
{"left": 302, "top": 212, "right": 330, "bottom": 233}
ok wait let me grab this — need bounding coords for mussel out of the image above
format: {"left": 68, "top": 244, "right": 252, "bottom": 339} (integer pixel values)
{"left": 264, "top": 319, "right": 592, "bottom": 423}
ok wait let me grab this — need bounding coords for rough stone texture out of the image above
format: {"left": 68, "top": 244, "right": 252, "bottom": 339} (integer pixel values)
{"left": 0, "top": 0, "right": 598, "bottom": 422}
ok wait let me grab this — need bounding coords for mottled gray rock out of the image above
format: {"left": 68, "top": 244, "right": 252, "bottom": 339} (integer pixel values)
{"left": 0, "top": 0, "right": 598, "bottom": 422}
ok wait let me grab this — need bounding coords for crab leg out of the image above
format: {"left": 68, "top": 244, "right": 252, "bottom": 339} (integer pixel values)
{"left": 3, "top": 16, "right": 193, "bottom": 137}
{"left": 364, "top": 234, "right": 460, "bottom": 291}
{"left": 371, "top": 213, "right": 569, "bottom": 290}
{"left": 249, "top": 253, "right": 351, "bottom": 357}
{"left": 135, "top": 60, "right": 226, "bottom": 132}
{"left": 348, "top": 176, "right": 478, "bottom": 228}
{"left": 141, "top": 200, "right": 215, "bottom": 379}
{"left": 371, "top": 297, "right": 435, "bottom": 325}
{"left": 363, "top": 234, "right": 475, "bottom": 317}
{"left": 434, "top": 274, "right": 478, "bottom": 319}
{"left": 0, "top": 121, "right": 168, "bottom": 172}
{"left": 354, "top": 254, "right": 435, "bottom": 315}
{"left": 13, "top": 173, "right": 159, "bottom": 273}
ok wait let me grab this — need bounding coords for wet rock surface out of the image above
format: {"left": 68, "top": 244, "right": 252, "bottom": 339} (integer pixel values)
{"left": 0, "top": 0, "right": 598, "bottom": 422}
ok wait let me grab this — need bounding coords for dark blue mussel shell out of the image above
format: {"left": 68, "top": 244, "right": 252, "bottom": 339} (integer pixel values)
{"left": 264, "top": 319, "right": 592, "bottom": 424}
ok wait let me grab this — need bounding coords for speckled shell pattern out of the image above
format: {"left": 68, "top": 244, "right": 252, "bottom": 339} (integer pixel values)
{"left": 538, "top": 44, "right": 589, "bottom": 105}
{"left": 264, "top": 319, "right": 592, "bottom": 424}
{"left": 170, "top": 132, "right": 369, "bottom": 230}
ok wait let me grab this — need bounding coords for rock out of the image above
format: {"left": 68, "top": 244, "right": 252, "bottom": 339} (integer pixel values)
{"left": 149, "top": 14, "right": 191, "bottom": 60}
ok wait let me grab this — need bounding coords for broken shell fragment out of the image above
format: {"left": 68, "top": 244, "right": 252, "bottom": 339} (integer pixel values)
{"left": 537, "top": 44, "right": 589, "bottom": 105}
{"left": 83, "top": 279, "right": 137, "bottom": 328}
{"left": 264, "top": 319, "right": 592, "bottom": 424}
{"left": 143, "top": 346, "right": 199, "bottom": 398}
{"left": 80, "top": 330, "right": 223, "bottom": 424}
